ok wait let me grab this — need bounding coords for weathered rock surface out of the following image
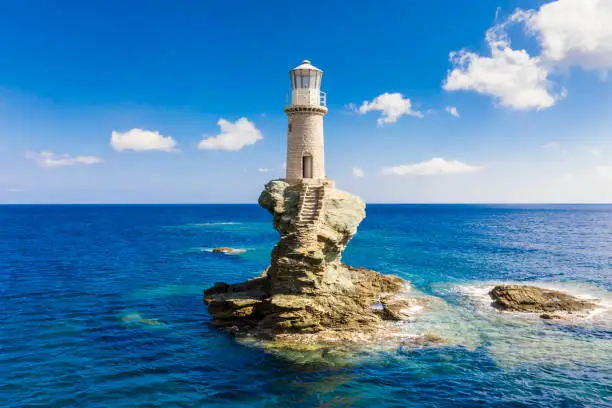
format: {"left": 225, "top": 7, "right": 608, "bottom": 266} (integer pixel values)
{"left": 489, "top": 285, "right": 597, "bottom": 316}
{"left": 204, "top": 180, "right": 425, "bottom": 350}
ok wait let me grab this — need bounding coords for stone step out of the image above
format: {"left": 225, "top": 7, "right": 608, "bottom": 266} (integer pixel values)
{"left": 300, "top": 211, "right": 318, "bottom": 217}
{"left": 298, "top": 186, "right": 324, "bottom": 228}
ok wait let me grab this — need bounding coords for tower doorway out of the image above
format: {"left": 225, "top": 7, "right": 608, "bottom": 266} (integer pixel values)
{"left": 302, "top": 155, "right": 313, "bottom": 178}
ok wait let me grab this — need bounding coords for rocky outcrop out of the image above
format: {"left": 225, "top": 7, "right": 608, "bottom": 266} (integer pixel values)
{"left": 204, "top": 180, "right": 424, "bottom": 350}
{"left": 489, "top": 285, "right": 597, "bottom": 317}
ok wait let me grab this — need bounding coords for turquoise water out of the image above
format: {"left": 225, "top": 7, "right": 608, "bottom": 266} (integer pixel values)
{"left": 1, "top": 204, "right": 611, "bottom": 407}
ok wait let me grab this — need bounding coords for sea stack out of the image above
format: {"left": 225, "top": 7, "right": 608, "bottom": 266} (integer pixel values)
{"left": 204, "top": 60, "right": 423, "bottom": 350}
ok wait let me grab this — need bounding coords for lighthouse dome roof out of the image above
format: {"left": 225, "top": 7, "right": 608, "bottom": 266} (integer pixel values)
{"left": 291, "top": 59, "right": 322, "bottom": 72}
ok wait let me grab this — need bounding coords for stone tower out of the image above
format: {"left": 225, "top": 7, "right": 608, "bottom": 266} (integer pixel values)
{"left": 285, "top": 60, "right": 328, "bottom": 185}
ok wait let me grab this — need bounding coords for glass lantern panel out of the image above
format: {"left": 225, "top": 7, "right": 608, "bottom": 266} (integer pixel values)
{"left": 302, "top": 74, "right": 310, "bottom": 88}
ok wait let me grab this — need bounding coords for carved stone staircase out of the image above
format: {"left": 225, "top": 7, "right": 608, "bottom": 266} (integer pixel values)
{"left": 295, "top": 184, "right": 325, "bottom": 239}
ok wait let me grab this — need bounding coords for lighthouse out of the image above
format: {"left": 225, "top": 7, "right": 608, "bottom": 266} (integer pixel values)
{"left": 285, "top": 60, "right": 328, "bottom": 186}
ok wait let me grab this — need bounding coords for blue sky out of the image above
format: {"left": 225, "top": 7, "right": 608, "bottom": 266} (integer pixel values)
{"left": 1, "top": 0, "right": 611, "bottom": 203}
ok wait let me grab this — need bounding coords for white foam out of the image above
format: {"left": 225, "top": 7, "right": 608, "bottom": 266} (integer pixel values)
{"left": 453, "top": 280, "right": 612, "bottom": 321}
{"left": 415, "top": 281, "right": 612, "bottom": 369}
{"left": 403, "top": 305, "right": 424, "bottom": 313}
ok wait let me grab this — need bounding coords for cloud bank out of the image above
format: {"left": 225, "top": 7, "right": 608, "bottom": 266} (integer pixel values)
{"left": 382, "top": 158, "right": 482, "bottom": 176}
{"left": 444, "top": 0, "right": 612, "bottom": 109}
{"left": 27, "top": 152, "right": 103, "bottom": 168}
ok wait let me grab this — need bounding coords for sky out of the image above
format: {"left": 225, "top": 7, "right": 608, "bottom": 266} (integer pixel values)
{"left": 1, "top": 0, "right": 612, "bottom": 204}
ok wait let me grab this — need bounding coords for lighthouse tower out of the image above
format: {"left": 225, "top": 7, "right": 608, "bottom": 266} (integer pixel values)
{"left": 285, "top": 60, "right": 328, "bottom": 185}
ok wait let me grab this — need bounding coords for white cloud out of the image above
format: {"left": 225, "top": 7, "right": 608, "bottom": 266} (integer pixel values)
{"left": 111, "top": 129, "right": 177, "bottom": 152}
{"left": 587, "top": 147, "right": 602, "bottom": 156}
{"left": 198, "top": 118, "right": 263, "bottom": 151}
{"left": 281, "top": 162, "right": 287, "bottom": 169}
{"left": 257, "top": 168, "right": 271, "bottom": 173}
{"left": 542, "top": 141, "right": 561, "bottom": 150}
{"left": 352, "top": 167, "right": 365, "bottom": 178}
{"left": 445, "top": 1, "right": 612, "bottom": 109}
{"left": 27, "top": 152, "right": 103, "bottom": 168}
{"left": 444, "top": 23, "right": 561, "bottom": 110}
{"left": 517, "top": 0, "right": 612, "bottom": 70}
{"left": 596, "top": 165, "right": 612, "bottom": 180}
{"left": 7, "top": 188, "right": 25, "bottom": 193}
{"left": 357, "top": 93, "right": 423, "bottom": 125}
{"left": 541, "top": 141, "right": 569, "bottom": 155}
{"left": 382, "top": 157, "right": 483, "bottom": 176}
{"left": 445, "top": 106, "right": 460, "bottom": 117}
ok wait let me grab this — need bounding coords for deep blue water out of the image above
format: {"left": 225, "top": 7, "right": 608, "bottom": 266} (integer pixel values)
{"left": 1, "top": 204, "right": 611, "bottom": 407}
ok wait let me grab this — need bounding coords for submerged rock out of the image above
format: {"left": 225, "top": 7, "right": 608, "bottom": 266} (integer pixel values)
{"left": 489, "top": 285, "right": 597, "bottom": 314}
{"left": 212, "top": 247, "right": 246, "bottom": 255}
{"left": 204, "top": 180, "right": 430, "bottom": 351}
{"left": 121, "top": 312, "right": 167, "bottom": 328}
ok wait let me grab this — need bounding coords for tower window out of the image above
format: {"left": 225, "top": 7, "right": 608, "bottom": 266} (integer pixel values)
{"left": 288, "top": 123, "right": 292, "bottom": 132}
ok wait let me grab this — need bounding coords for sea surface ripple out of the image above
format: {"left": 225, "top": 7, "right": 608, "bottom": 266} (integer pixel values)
{"left": 0, "top": 204, "right": 611, "bottom": 407}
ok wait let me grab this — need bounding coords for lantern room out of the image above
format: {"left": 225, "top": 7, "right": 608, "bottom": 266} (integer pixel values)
{"left": 289, "top": 60, "right": 326, "bottom": 107}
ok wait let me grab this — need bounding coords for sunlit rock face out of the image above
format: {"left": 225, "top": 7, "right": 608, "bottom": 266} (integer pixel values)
{"left": 489, "top": 285, "right": 597, "bottom": 319}
{"left": 204, "top": 180, "right": 431, "bottom": 351}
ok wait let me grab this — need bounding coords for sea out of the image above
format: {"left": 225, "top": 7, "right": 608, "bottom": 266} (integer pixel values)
{"left": 0, "top": 204, "right": 611, "bottom": 407}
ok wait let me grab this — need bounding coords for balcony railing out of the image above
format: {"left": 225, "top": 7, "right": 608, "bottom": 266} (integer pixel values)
{"left": 286, "top": 89, "right": 327, "bottom": 107}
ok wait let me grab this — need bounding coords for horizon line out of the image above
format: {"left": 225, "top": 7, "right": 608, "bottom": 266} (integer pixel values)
{"left": 1, "top": 202, "right": 612, "bottom": 206}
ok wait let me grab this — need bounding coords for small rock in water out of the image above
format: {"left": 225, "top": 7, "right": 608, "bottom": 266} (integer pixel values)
{"left": 212, "top": 247, "right": 246, "bottom": 255}
{"left": 489, "top": 285, "right": 597, "bottom": 314}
